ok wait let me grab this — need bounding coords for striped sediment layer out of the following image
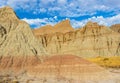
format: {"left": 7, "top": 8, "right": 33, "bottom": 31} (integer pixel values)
{"left": 110, "top": 24, "right": 120, "bottom": 33}
{"left": 33, "top": 19, "right": 74, "bottom": 36}
{"left": 0, "top": 6, "right": 46, "bottom": 71}
{"left": 28, "top": 55, "right": 114, "bottom": 82}
{"left": 35, "top": 21, "right": 120, "bottom": 57}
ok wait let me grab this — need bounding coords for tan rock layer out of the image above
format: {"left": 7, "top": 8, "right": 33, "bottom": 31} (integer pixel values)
{"left": 35, "top": 22, "right": 120, "bottom": 57}
{"left": 33, "top": 19, "right": 74, "bottom": 36}
{"left": 0, "top": 6, "right": 47, "bottom": 70}
{"left": 110, "top": 24, "right": 120, "bottom": 33}
{"left": 0, "top": 6, "right": 46, "bottom": 56}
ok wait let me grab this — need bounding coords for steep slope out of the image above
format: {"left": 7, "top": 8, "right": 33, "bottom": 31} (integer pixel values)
{"left": 33, "top": 19, "right": 74, "bottom": 36}
{"left": 0, "top": 6, "right": 46, "bottom": 69}
{"left": 110, "top": 24, "right": 120, "bottom": 33}
{"left": 37, "top": 21, "right": 120, "bottom": 57}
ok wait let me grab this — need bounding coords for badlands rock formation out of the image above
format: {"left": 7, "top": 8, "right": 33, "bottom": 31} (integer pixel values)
{"left": 29, "top": 55, "right": 113, "bottom": 83}
{"left": 0, "top": 6, "right": 46, "bottom": 69}
{"left": 54, "top": 19, "right": 74, "bottom": 32}
{"left": 33, "top": 25, "right": 54, "bottom": 36}
{"left": 0, "top": 6, "right": 119, "bottom": 83}
{"left": 33, "top": 19, "right": 74, "bottom": 36}
{"left": 35, "top": 21, "right": 120, "bottom": 57}
{"left": 110, "top": 24, "right": 120, "bottom": 33}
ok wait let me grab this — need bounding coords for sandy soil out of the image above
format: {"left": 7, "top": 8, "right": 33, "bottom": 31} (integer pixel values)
{"left": 0, "top": 69, "right": 120, "bottom": 83}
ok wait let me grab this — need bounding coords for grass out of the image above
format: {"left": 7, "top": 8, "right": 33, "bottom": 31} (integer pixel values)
{"left": 87, "top": 56, "right": 120, "bottom": 68}
{"left": 0, "top": 76, "right": 20, "bottom": 83}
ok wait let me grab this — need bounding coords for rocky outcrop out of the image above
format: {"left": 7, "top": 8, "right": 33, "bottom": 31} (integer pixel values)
{"left": 0, "top": 6, "right": 46, "bottom": 69}
{"left": 110, "top": 24, "right": 120, "bottom": 33}
{"left": 33, "top": 25, "right": 54, "bottom": 36}
{"left": 54, "top": 19, "right": 74, "bottom": 33}
{"left": 33, "top": 19, "right": 74, "bottom": 36}
{"left": 36, "top": 21, "right": 120, "bottom": 57}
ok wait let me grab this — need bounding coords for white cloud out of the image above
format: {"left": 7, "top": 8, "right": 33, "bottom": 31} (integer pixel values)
{"left": 22, "top": 17, "right": 58, "bottom": 28}
{"left": 57, "top": 0, "right": 67, "bottom": 4}
{"left": 71, "top": 14, "right": 120, "bottom": 28}
{"left": 22, "top": 14, "right": 120, "bottom": 28}
{"left": 1, "top": 0, "right": 120, "bottom": 28}
{"left": 0, "top": 0, "right": 120, "bottom": 17}
{"left": 0, "top": 1, "right": 6, "bottom": 7}
{"left": 54, "top": 16, "right": 57, "bottom": 20}
{"left": 40, "top": 0, "right": 55, "bottom": 5}
{"left": 48, "top": 7, "right": 61, "bottom": 11}
{"left": 39, "top": 8, "right": 47, "bottom": 13}
{"left": 71, "top": 20, "right": 86, "bottom": 28}
{"left": 0, "top": 0, "right": 38, "bottom": 12}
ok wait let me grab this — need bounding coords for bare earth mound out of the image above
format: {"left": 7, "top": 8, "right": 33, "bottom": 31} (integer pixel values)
{"left": 28, "top": 55, "right": 115, "bottom": 83}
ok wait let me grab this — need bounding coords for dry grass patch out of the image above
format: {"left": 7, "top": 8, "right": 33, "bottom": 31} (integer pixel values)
{"left": 87, "top": 56, "right": 120, "bottom": 68}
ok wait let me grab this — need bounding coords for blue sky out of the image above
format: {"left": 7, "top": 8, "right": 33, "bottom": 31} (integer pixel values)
{"left": 0, "top": 0, "right": 120, "bottom": 28}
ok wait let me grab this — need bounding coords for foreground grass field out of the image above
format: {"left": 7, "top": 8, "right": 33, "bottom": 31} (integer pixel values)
{"left": 87, "top": 56, "right": 120, "bottom": 68}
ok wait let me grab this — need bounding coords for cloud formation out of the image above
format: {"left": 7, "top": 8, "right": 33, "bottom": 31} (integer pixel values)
{"left": 0, "top": 0, "right": 120, "bottom": 17}
{"left": 22, "top": 14, "right": 120, "bottom": 28}
{"left": 1, "top": 0, "right": 120, "bottom": 28}
{"left": 22, "top": 17, "right": 58, "bottom": 28}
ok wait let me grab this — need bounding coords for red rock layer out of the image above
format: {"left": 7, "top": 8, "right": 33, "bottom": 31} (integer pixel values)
{"left": 0, "top": 56, "right": 42, "bottom": 71}
{"left": 28, "top": 55, "right": 110, "bottom": 81}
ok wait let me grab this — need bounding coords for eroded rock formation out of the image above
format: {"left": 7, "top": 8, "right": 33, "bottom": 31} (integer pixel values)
{"left": 54, "top": 19, "right": 74, "bottom": 33}
{"left": 110, "top": 24, "right": 120, "bottom": 33}
{"left": 34, "top": 21, "right": 120, "bottom": 57}
{"left": 0, "top": 6, "right": 46, "bottom": 69}
{"left": 33, "top": 19, "right": 74, "bottom": 36}
{"left": 0, "top": 6, "right": 119, "bottom": 83}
